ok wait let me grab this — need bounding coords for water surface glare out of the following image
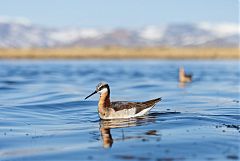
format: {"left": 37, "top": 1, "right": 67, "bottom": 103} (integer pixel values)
{"left": 0, "top": 60, "right": 239, "bottom": 161}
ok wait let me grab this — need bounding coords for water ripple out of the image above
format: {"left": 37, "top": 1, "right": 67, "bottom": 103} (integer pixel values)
{"left": 0, "top": 60, "right": 239, "bottom": 161}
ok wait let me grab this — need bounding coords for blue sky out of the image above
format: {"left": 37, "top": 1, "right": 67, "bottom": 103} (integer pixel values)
{"left": 0, "top": 0, "right": 238, "bottom": 28}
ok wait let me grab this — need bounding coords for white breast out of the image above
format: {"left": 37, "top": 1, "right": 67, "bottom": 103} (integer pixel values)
{"left": 99, "top": 106, "right": 154, "bottom": 119}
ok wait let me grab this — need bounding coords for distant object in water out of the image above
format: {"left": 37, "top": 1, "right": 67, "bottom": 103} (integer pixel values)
{"left": 179, "top": 67, "right": 192, "bottom": 83}
{"left": 85, "top": 82, "right": 161, "bottom": 119}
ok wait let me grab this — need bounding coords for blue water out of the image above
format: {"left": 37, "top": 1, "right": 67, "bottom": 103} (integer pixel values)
{"left": 0, "top": 60, "right": 239, "bottom": 161}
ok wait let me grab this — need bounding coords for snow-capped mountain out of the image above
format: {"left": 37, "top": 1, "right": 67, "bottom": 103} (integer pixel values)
{"left": 0, "top": 19, "right": 238, "bottom": 48}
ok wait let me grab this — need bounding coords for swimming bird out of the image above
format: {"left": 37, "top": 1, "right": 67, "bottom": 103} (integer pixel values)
{"left": 85, "top": 82, "right": 161, "bottom": 120}
{"left": 179, "top": 67, "right": 192, "bottom": 83}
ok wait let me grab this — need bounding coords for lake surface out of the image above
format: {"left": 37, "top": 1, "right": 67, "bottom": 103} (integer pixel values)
{"left": 0, "top": 60, "right": 239, "bottom": 161}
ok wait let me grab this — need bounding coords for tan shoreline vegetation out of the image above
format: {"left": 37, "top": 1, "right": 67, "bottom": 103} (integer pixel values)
{"left": 0, "top": 47, "right": 239, "bottom": 59}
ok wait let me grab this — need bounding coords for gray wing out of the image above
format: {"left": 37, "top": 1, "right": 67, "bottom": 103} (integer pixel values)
{"left": 111, "top": 101, "right": 156, "bottom": 114}
{"left": 111, "top": 98, "right": 161, "bottom": 114}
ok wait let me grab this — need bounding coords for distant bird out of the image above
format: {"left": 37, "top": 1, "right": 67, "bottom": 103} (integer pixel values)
{"left": 179, "top": 67, "right": 192, "bottom": 83}
{"left": 85, "top": 82, "right": 161, "bottom": 119}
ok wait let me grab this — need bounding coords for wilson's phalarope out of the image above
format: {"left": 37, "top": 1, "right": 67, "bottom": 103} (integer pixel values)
{"left": 179, "top": 67, "right": 192, "bottom": 83}
{"left": 85, "top": 82, "right": 161, "bottom": 120}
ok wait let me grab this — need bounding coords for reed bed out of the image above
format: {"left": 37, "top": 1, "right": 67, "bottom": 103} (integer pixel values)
{"left": 0, "top": 47, "right": 239, "bottom": 59}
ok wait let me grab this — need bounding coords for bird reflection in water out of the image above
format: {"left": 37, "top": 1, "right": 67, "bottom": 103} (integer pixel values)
{"left": 99, "top": 115, "right": 158, "bottom": 148}
{"left": 100, "top": 127, "right": 113, "bottom": 148}
{"left": 178, "top": 82, "right": 186, "bottom": 88}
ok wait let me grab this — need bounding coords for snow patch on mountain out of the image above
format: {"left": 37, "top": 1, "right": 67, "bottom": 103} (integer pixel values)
{"left": 49, "top": 28, "right": 103, "bottom": 43}
{"left": 198, "top": 22, "right": 239, "bottom": 37}
{"left": 0, "top": 16, "right": 31, "bottom": 26}
{"left": 139, "top": 25, "right": 166, "bottom": 40}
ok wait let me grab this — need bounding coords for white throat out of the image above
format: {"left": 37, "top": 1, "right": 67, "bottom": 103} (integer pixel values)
{"left": 98, "top": 88, "right": 108, "bottom": 95}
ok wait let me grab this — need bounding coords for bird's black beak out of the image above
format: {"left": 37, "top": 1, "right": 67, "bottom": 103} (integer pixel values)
{"left": 85, "top": 91, "right": 97, "bottom": 100}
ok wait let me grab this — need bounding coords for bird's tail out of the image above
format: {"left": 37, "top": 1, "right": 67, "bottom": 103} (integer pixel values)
{"left": 143, "top": 97, "right": 162, "bottom": 107}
